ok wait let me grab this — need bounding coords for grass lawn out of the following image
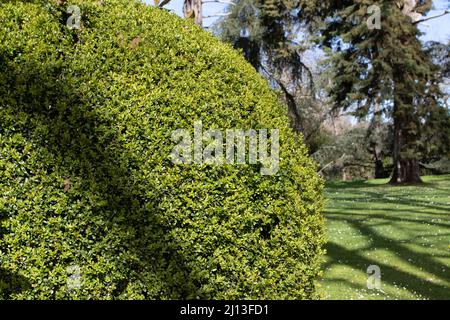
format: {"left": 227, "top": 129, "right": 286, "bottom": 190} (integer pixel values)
{"left": 319, "top": 174, "right": 450, "bottom": 300}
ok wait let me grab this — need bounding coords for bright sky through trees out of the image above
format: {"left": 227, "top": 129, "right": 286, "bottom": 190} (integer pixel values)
{"left": 144, "top": 0, "right": 449, "bottom": 43}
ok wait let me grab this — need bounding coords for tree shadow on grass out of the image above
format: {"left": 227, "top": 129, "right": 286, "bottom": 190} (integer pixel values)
{"left": 324, "top": 241, "right": 450, "bottom": 299}
{"left": 330, "top": 188, "right": 450, "bottom": 215}
{"left": 323, "top": 177, "right": 450, "bottom": 299}
{"left": 329, "top": 211, "right": 450, "bottom": 229}
{"left": 325, "top": 211, "right": 449, "bottom": 299}
{"left": 325, "top": 180, "right": 385, "bottom": 190}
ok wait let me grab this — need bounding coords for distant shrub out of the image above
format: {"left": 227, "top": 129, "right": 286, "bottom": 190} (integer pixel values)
{"left": 0, "top": 0, "right": 324, "bottom": 299}
{"left": 420, "top": 158, "right": 450, "bottom": 175}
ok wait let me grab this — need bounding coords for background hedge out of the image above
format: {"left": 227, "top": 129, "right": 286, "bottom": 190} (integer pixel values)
{"left": 0, "top": 0, "right": 324, "bottom": 299}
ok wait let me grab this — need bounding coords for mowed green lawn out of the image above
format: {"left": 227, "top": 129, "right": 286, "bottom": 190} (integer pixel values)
{"left": 319, "top": 174, "right": 450, "bottom": 300}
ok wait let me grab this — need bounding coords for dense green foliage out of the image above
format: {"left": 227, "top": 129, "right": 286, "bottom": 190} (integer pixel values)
{"left": 0, "top": 0, "right": 324, "bottom": 299}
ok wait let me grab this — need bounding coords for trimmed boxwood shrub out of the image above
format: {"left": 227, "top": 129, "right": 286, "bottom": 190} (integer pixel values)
{"left": 0, "top": 0, "right": 324, "bottom": 299}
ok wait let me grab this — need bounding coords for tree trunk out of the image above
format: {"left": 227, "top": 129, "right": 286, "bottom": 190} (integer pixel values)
{"left": 374, "top": 158, "right": 384, "bottom": 179}
{"left": 373, "top": 97, "right": 385, "bottom": 179}
{"left": 390, "top": 157, "right": 422, "bottom": 183}
{"left": 183, "top": 0, "right": 203, "bottom": 26}
{"left": 276, "top": 80, "right": 302, "bottom": 133}
{"left": 342, "top": 168, "right": 348, "bottom": 181}
{"left": 389, "top": 95, "right": 422, "bottom": 184}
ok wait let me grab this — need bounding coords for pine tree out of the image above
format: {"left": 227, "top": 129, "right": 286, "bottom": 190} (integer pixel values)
{"left": 214, "top": 0, "right": 317, "bottom": 139}
{"left": 213, "top": 0, "right": 263, "bottom": 67}
{"left": 215, "top": 1, "right": 449, "bottom": 181}
{"left": 296, "top": 0, "right": 449, "bottom": 183}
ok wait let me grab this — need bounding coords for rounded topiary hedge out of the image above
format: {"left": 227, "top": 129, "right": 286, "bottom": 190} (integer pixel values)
{"left": 0, "top": 0, "right": 324, "bottom": 299}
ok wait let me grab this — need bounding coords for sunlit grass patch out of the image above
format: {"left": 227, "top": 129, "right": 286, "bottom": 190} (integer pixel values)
{"left": 319, "top": 174, "right": 450, "bottom": 300}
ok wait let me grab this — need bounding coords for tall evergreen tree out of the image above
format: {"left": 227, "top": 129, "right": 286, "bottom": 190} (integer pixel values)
{"left": 214, "top": 0, "right": 263, "bottom": 67}
{"left": 214, "top": 0, "right": 317, "bottom": 140}
{"left": 215, "top": 0, "right": 449, "bottom": 182}
{"left": 296, "top": 0, "right": 448, "bottom": 183}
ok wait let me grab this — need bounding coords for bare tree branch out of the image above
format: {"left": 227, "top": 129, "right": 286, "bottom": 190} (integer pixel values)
{"left": 318, "top": 154, "right": 347, "bottom": 174}
{"left": 413, "top": 10, "right": 449, "bottom": 24}
{"left": 203, "top": 13, "right": 231, "bottom": 18}
{"left": 202, "top": 0, "right": 236, "bottom": 6}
